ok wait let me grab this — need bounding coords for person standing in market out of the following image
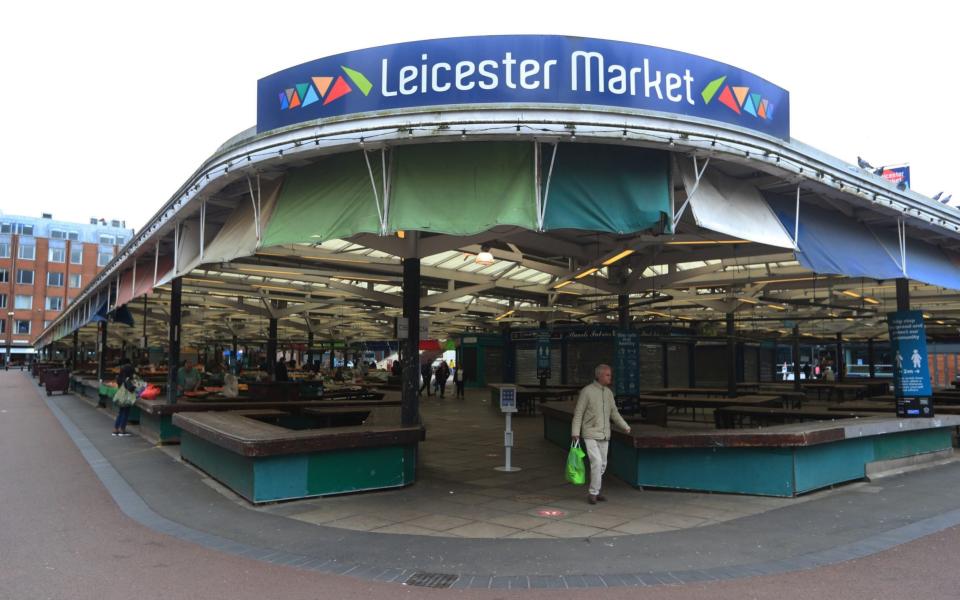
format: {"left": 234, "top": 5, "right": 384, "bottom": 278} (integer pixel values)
{"left": 571, "top": 364, "right": 631, "bottom": 504}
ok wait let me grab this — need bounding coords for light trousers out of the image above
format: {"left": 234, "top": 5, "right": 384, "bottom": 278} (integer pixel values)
{"left": 583, "top": 438, "right": 609, "bottom": 496}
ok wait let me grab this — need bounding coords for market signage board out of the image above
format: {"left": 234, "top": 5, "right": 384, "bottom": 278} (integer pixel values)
{"left": 536, "top": 330, "right": 551, "bottom": 380}
{"left": 887, "top": 310, "right": 932, "bottom": 398}
{"left": 258, "top": 35, "right": 790, "bottom": 140}
{"left": 615, "top": 332, "right": 640, "bottom": 396}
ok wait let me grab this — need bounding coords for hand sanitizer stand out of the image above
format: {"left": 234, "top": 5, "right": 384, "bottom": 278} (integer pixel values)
{"left": 494, "top": 385, "right": 521, "bottom": 472}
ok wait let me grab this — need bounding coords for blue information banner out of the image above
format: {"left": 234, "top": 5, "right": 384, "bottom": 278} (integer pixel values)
{"left": 615, "top": 332, "right": 640, "bottom": 396}
{"left": 536, "top": 330, "right": 551, "bottom": 379}
{"left": 888, "top": 310, "right": 932, "bottom": 398}
{"left": 258, "top": 35, "right": 790, "bottom": 139}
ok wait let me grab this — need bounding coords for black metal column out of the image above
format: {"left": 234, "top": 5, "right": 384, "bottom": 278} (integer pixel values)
{"left": 618, "top": 294, "right": 629, "bottom": 329}
{"left": 306, "top": 331, "right": 314, "bottom": 370}
{"left": 792, "top": 325, "right": 801, "bottom": 391}
{"left": 896, "top": 278, "right": 910, "bottom": 311}
{"left": 97, "top": 321, "right": 108, "bottom": 383}
{"left": 72, "top": 330, "right": 79, "bottom": 368}
{"left": 835, "top": 332, "right": 844, "bottom": 382}
{"left": 868, "top": 338, "right": 876, "bottom": 378}
{"left": 232, "top": 335, "right": 238, "bottom": 370}
{"left": 166, "top": 277, "right": 182, "bottom": 405}
{"left": 726, "top": 313, "right": 737, "bottom": 397}
{"left": 267, "top": 318, "right": 278, "bottom": 379}
{"left": 401, "top": 258, "right": 420, "bottom": 427}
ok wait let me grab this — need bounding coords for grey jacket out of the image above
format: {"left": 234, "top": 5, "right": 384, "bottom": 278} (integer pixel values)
{"left": 571, "top": 381, "right": 630, "bottom": 440}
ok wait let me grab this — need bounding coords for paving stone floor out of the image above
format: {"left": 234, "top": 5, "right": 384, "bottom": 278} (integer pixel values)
{"left": 235, "top": 388, "right": 829, "bottom": 539}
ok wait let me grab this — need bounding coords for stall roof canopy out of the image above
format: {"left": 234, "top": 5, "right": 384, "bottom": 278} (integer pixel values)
{"left": 679, "top": 160, "right": 794, "bottom": 249}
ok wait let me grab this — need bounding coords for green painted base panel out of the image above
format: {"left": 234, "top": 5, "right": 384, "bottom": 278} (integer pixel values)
{"left": 180, "top": 433, "right": 418, "bottom": 503}
{"left": 138, "top": 412, "right": 181, "bottom": 444}
{"left": 545, "top": 414, "right": 954, "bottom": 497}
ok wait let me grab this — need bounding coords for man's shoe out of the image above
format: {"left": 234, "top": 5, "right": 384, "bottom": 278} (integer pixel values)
{"left": 596, "top": 494, "right": 607, "bottom": 502}
{"left": 588, "top": 495, "right": 597, "bottom": 505}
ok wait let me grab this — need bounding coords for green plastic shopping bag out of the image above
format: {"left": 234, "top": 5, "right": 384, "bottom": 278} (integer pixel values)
{"left": 565, "top": 440, "right": 586, "bottom": 485}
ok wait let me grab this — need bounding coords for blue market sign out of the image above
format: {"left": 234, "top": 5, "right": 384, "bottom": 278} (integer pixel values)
{"left": 258, "top": 35, "right": 790, "bottom": 140}
{"left": 536, "top": 330, "right": 551, "bottom": 379}
{"left": 888, "top": 310, "right": 932, "bottom": 398}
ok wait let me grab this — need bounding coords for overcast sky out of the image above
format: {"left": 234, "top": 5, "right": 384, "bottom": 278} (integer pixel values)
{"left": 1, "top": 1, "right": 954, "bottom": 231}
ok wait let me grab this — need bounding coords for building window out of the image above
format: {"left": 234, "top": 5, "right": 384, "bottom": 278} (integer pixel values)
{"left": 43, "top": 320, "right": 51, "bottom": 329}
{"left": 70, "top": 247, "right": 83, "bottom": 264}
{"left": 3, "top": 223, "right": 34, "bottom": 235}
{"left": 17, "top": 242, "right": 35, "bottom": 260}
{"left": 49, "top": 247, "right": 66, "bottom": 263}
{"left": 0, "top": 319, "right": 4, "bottom": 334}
{"left": 15, "top": 320, "right": 30, "bottom": 335}
{"left": 0, "top": 241, "right": 8, "bottom": 258}
{"left": 0, "top": 294, "right": 6, "bottom": 308}
{"left": 47, "top": 272, "right": 64, "bottom": 287}
{"left": 97, "top": 250, "right": 113, "bottom": 267}
{"left": 99, "top": 234, "right": 115, "bottom": 245}
{"left": 16, "top": 269, "right": 34, "bottom": 285}
{"left": 50, "top": 229, "right": 67, "bottom": 239}
{"left": 69, "top": 273, "right": 82, "bottom": 288}
{"left": 45, "top": 296, "right": 63, "bottom": 311}
{"left": 14, "top": 295, "right": 32, "bottom": 309}
{"left": 67, "top": 231, "right": 80, "bottom": 241}
{"left": 0, "top": 268, "right": 7, "bottom": 283}
{"left": 116, "top": 236, "right": 126, "bottom": 246}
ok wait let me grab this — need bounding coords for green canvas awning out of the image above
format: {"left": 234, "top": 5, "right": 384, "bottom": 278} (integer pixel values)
{"left": 261, "top": 151, "right": 384, "bottom": 247}
{"left": 541, "top": 144, "right": 671, "bottom": 233}
{"left": 388, "top": 142, "right": 538, "bottom": 235}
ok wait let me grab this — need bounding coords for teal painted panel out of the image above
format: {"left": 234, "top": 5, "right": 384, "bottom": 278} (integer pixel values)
{"left": 543, "top": 415, "right": 571, "bottom": 448}
{"left": 402, "top": 445, "right": 417, "bottom": 482}
{"left": 180, "top": 435, "right": 255, "bottom": 501}
{"left": 637, "top": 447, "right": 797, "bottom": 497}
{"left": 254, "top": 455, "right": 309, "bottom": 502}
{"left": 304, "top": 445, "right": 410, "bottom": 496}
{"left": 794, "top": 438, "right": 872, "bottom": 494}
{"left": 608, "top": 438, "right": 638, "bottom": 486}
{"left": 872, "top": 428, "right": 952, "bottom": 461}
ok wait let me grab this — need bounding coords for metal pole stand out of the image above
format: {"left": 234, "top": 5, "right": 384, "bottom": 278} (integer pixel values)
{"left": 494, "top": 412, "right": 522, "bottom": 472}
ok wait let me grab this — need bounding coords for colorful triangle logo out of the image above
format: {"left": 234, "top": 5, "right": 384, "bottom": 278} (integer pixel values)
{"left": 278, "top": 91, "right": 289, "bottom": 110}
{"left": 302, "top": 85, "right": 320, "bottom": 107}
{"left": 732, "top": 86, "right": 750, "bottom": 108}
{"left": 341, "top": 66, "right": 373, "bottom": 96}
{"left": 312, "top": 76, "right": 333, "bottom": 97}
{"left": 717, "top": 85, "right": 741, "bottom": 114}
{"left": 323, "top": 76, "right": 352, "bottom": 105}
{"left": 701, "top": 76, "right": 727, "bottom": 104}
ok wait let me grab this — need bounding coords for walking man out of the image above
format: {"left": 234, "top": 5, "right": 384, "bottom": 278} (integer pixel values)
{"left": 571, "top": 364, "right": 631, "bottom": 504}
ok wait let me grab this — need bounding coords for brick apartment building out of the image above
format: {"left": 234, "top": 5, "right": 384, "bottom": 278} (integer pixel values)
{"left": 1, "top": 213, "right": 133, "bottom": 358}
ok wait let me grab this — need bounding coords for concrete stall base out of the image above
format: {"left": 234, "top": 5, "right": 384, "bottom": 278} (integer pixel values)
{"left": 173, "top": 408, "right": 422, "bottom": 503}
{"left": 542, "top": 401, "right": 960, "bottom": 497}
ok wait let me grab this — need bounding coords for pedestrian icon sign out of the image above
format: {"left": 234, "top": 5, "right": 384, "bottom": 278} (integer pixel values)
{"left": 887, "top": 310, "right": 932, "bottom": 398}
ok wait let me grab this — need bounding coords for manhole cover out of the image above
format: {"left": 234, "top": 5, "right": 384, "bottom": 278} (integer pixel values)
{"left": 404, "top": 572, "right": 459, "bottom": 588}
{"left": 537, "top": 509, "right": 567, "bottom": 518}
{"left": 514, "top": 494, "right": 555, "bottom": 504}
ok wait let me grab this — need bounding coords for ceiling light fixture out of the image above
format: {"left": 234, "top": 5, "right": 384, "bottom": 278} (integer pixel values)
{"left": 475, "top": 245, "right": 495, "bottom": 266}
{"left": 602, "top": 249, "right": 635, "bottom": 266}
{"left": 574, "top": 267, "right": 599, "bottom": 279}
{"left": 494, "top": 309, "right": 515, "bottom": 321}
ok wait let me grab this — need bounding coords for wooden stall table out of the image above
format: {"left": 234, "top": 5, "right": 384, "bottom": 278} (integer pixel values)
{"left": 488, "top": 384, "right": 579, "bottom": 415}
{"left": 635, "top": 394, "right": 783, "bottom": 422}
{"left": 714, "top": 406, "right": 882, "bottom": 429}
{"left": 803, "top": 382, "right": 868, "bottom": 402}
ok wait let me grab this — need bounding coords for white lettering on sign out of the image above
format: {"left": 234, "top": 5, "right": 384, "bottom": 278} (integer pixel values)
{"left": 381, "top": 51, "right": 696, "bottom": 105}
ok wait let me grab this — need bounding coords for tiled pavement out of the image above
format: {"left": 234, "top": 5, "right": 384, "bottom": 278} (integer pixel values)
{"left": 256, "top": 389, "right": 820, "bottom": 539}
{"left": 27, "top": 371, "right": 960, "bottom": 588}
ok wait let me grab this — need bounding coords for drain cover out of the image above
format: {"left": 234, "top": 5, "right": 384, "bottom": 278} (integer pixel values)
{"left": 404, "top": 572, "right": 459, "bottom": 588}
